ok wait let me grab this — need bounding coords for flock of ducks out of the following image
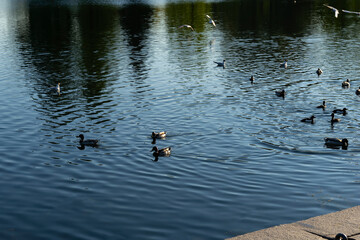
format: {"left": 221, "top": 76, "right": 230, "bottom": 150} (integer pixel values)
{"left": 274, "top": 60, "right": 354, "bottom": 150}
{"left": 274, "top": 62, "right": 354, "bottom": 150}
{"left": 62, "top": 7, "right": 360, "bottom": 155}
{"left": 75, "top": 131, "right": 171, "bottom": 161}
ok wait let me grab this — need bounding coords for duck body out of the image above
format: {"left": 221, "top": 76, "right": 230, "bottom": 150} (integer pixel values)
{"left": 50, "top": 83, "right": 61, "bottom": 93}
{"left": 331, "top": 112, "right": 340, "bottom": 123}
{"left": 249, "top": 75, "right": 254, "bottom": 84}
{"left": 316, "top": 101, "right": 326, "bottom": 110}
{"left": 214, "top": 60, "right": 226, "bottom": 68}
{"left": 324, "top": 138, "right": 348, "bottom": 147}
{"left": 316, "top": 68, "right": 323, "bottom": 76}
{"left": 356, "top": 87, "right": 360, "bottom": 95}
{"left": 301, "top": 115, "right": 316, "bottom": 124}
{"left": 77, "top": 134, "right": 99, "bottom": 146}
{"left": 333, "top": 108, "right": 347, "bottom": 115}
{"left": 151, "top": 146, "right": 171, "bottom": 161}
{"left": 275, "top": 89, "right": 285, "bottom": 98}
{"left": 152, "top": 131, "right": 167, "bottom": 139}
{"left": 280, "top": 60, "right": 287, "bottom": 68}
{"left": 342, "top": 79, "right": 350, "bottom": 88}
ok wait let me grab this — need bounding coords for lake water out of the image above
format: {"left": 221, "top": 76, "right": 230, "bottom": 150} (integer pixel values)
{"left": 1, "top": 0, "right": 360, "bottom": 239}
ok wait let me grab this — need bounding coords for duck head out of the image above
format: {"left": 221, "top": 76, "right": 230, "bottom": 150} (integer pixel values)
{"left": 77, "top": 134, "right": 84, "bottom": 141}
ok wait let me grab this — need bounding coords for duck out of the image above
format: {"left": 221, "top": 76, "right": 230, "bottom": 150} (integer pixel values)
{"left": 152, "top": 131, "right": 167, "bottom": 139}
{"left": 151, "top": 146, "right": 171, "bottom": 161}
{"left": 301, "top": 115, "right": 316, "bottom": 124}
{"left": 316, "top": 101, "right": 326, "bottom": 110}
{"left": 323, "top": 4, "right": 339, "bottom": 18}
{"left": 206, "top": 15, "right": 216, "bottom": 27}
{"left": 178, "top": 24, "right": 194, "bottom": 31}
{"left": 249, "top": 75, "right": 254, "bottom": 84}
{"left": 316, "top": 68, "right": 323, "bottom": 76}
{"left": 275, "top": 89, "right": 286, "bottom": 98}
{"left": 77, "top": 134, "right": 99, "bottom": 146}
{"left": 356, "top": 87, "right": 360, "bottom": 95}
{"left": 50, "top": 83, "right": 60, "bottom": 93}
{"left": 280, "top": 59, "right": 287, "bottom": 68}
{"left": 333, "top": 108, "right": 347, "bottom": 115}
{"left": 324, "top": 138, "right": 348, "bottom": 148}
{"left": 342, "top": 79, "right": 350, "bottom": 88}
{"left": 330, "top": 112, "right": 340, "bottom": 123}
{"left": 214, "top": 60, "right": 226, "bottom": 68}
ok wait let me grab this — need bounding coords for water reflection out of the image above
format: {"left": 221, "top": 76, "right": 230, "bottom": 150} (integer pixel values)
{"left": 3, "top": 0, "right": 360, "bottom": 240}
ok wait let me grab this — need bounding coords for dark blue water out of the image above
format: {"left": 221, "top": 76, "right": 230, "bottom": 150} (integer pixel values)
{"left": 1, "top": 0, "right": 360, "bottom": 239}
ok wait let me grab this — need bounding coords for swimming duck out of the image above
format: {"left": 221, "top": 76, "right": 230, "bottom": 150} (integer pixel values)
{"left": 323, "top": 4, "right": 339, "bottom": 18}
{"left": 301, "top": 115, "right": 316, "bottom": 124}
{"left": 342, "top": 79, "right": 350, "bottom": 88}
{"left": 280, "top": 60, "right": 287, "bottom": 68}
{"left": 275, "top": 89, "right": 286, "bottom": 98}
{"left": 214, "top": 60, "right": 226, "bottom": 68}
{"left": 316, "top": 68, "right": 323, "bottom": 76}
{"left": 178, "top": 24, "right": 194, "bottom": 31}
{"left": 151, "top": 146, "right": 171, "bottom": 161}
{"left": 333, "top": 108, "right": 347, "bottom": 115}
{"left": 50, "top": 83, "right": 60, "bottom": 93}
{"left": 330, "top": 112, "right": 340, "bottom": 123}
{"left": 356, "top": 87, "right": 360, "bottom": 95}
{"left": 206, "top": 15, "right": 216, "bottom": 27}
{"left": 249, "top": 75, "right": 254, "bottom": 84}
{"left": 316, "top": 101, "right": 326, "bottom": 110}
{"left": 324, "top": 138, "right": 348, "bottom": 148}
{"left": 77, "top": 134, "right": 99, "bottom": 146}
{"left": 152, "top": 131, "right": 167, "bottom": 139}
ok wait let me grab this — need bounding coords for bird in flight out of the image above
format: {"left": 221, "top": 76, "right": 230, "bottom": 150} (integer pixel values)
{"left": 342, "top": 9, "right": 360, "bottom": 15}
{"left": 323, "top": 4, "right": 339, "bottom": 18}
{"left": 178, "top": 24, "right": 194, "bottom": 31}
{"left": 206, "top": 15, "right": 216, "bottom": 27}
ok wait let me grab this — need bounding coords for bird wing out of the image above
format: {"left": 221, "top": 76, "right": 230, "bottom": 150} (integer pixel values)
{"left": 342, "top": 9, "right": 360, "bottom": 15}
{"left": 323, "top": 4, "right": 338, "bottom": 11}
{"left": 178, "top": 25, "right": 194, "bottom": 31}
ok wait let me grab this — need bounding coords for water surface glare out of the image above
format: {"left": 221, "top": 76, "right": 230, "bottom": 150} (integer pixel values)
{"left": 1, "top": 0, "right": 360, "bottom": 239}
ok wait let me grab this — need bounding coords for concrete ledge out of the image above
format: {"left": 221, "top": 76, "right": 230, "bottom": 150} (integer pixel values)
{"left": 227, "top": 206, "right": 360, "bottom": 240}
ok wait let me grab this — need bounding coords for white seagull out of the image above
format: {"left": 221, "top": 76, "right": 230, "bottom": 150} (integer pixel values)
{"left": 178, "top": 24, "right": 194, "bottom": 31}
{"left": 323, "top": 4, "right": 339, "bottom": 18}
{"left": 206, "top": 15, "right": 216, "bottom": 27}
{"left": 342, "top": 9, "right": 360, "bottom": 15}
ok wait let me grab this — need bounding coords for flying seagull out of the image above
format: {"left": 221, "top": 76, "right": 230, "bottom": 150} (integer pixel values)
{"left": 323, "top": 4, "right": 339, "bottom": 18}
{"left": 342, "top": 9, "right": 360, "bottom": 15}
{"left": 178, "top": 24, "right": 194, "bottom": 31}
{"left": 206, "top": 15, "right": 216, "bottom": 27}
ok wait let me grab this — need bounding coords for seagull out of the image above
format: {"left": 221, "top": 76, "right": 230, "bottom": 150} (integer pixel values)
{"left": 214, "top": 60, "right": 226, "bottom": 68}
{"left": 342, "top": 9, "right": 360, "bottom": 15}
{"left": 323, "top": 4, "right": 339, "bottom": 18}
{"left": 206, "top": 15, "right": 216, "bottom": 27}
{"left": 178, "top": 24, "right": 194, "bottom": 31}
